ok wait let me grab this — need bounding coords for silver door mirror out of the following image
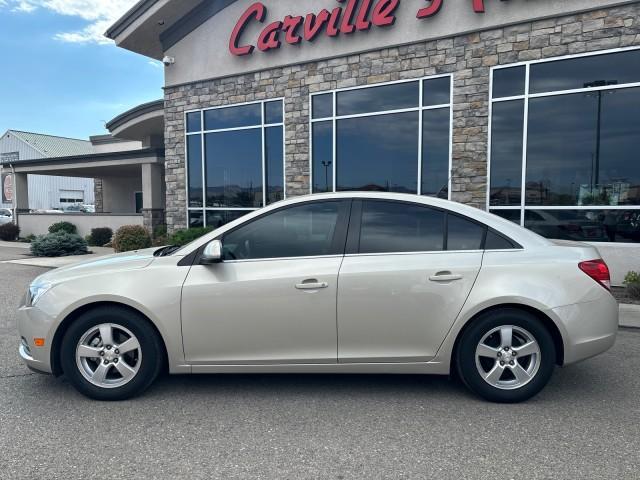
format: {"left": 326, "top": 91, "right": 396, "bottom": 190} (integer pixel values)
{"left": 201, "top": 240, "right": 223, "bottom": 265}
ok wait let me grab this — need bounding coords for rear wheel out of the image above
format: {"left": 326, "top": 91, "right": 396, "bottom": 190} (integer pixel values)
{"left": 456, "top": 308, "right": 556, "bottom": 403}
{"left": 61, "top": 306, "right": 164, "bottom": 401}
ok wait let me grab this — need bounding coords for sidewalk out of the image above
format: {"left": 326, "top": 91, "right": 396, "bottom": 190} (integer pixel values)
{"left": 0, "top": 241, "right": 114, "bottom": 268}
{"left": 620, "top": 304, "right": 640, "bottom": 329}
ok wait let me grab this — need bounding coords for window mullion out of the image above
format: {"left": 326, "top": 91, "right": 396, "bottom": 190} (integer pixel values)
{"left": 332, "top": 91, "right": 337, "bottom": 193}
{"left": 520, "top": 63, "right": 531, "bottom": 228}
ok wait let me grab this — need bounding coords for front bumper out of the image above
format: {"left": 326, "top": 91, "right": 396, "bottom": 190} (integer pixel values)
{"left": 553, "top": 291, "right": 619, "bottom": 365}
{"left": 17, "top": 306, "right": 54, "bottom": 374}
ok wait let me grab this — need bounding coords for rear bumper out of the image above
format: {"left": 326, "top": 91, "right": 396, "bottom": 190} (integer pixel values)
{"left": 552, "top": 291, "right": 619, "bottom": 365}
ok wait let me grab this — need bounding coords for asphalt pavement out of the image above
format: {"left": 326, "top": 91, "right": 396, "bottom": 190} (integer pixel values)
{"left": 1, "top": 259, "right": 639, "bottom": 479}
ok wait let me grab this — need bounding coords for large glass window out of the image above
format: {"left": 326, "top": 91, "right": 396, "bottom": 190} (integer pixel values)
{"left": 222, "top": 201, "right": 343, "bottom": 260}
{"left": 186, "top": 100, "right": 285, "bottom": 228}
{"left": 489, "top": 48, "right": 640, "bottom": 243}
{"left": 311, "top": 76, "right": 452, "bottom": 198}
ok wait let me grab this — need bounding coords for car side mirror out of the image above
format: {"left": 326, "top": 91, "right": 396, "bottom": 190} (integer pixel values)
{"left": 201, "top": 240, "right": 223, "bottom": 265}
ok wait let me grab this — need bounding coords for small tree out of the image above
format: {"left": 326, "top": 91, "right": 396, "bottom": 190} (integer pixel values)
{"left": 169, "top": 227, "right": 214, "bottom": 247}
{"left": 624, "top": 271, "right": 640, "bottom": 300}
{"left": 113, "top": 225, "right": 152, "bottom": 253}
{"left": 87, "top": 227, "right": 113, "bottom": 247}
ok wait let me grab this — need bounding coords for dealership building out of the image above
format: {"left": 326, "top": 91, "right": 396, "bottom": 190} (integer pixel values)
{"left": 59, "top": 0, "right": 640, "bottom": 277}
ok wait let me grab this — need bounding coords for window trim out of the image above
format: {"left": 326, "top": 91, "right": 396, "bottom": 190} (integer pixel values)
{"left": 211, "top": 199, "right": 353, "bottom": 263}
{"left": 184, "top": 98, "right": 286, "bottom": 228}
{"left": 309, "top": 74, "right": 454, "bottom": 199}
{"left": 487, "top": 46, "right": 640, "bottom": 245}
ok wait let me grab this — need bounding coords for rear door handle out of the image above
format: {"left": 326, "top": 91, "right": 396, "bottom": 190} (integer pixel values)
{"left": 429, "top": 273, "right": 463, "bottom": 283}
{"left": 295, "top": 280, "right": 329, "bottom": 290}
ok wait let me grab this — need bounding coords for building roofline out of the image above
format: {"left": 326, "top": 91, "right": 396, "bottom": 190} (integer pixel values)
{"left": 105, "top": 0, "right": 161, "bottom": 40}
{"left": 106, "top": 100, "right": 164, "bottom": 133}
{"left": 4, "top": 148, "right": 165, "bottom": 167}
{"left": 6, "top": 129, "right": 89, "bottom": 143}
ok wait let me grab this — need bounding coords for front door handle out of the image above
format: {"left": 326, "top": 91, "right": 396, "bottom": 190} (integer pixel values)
{"left": 429, "top": 272, "right": 463, "bottom": 283}
{"left": 295, "top": 280, "right": 329, "bottom": 290}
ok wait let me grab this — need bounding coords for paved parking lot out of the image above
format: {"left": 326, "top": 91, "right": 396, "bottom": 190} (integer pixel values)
{"left": 1, "top": 257, "right": 639, "bottom": 479}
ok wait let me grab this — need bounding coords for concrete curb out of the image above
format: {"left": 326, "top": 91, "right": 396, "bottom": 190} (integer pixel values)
{"left": 620, "top": 304, "right": 640, "bottom": 329}
{"left": 0, "top": 247, "right": 115, "bottom": 269}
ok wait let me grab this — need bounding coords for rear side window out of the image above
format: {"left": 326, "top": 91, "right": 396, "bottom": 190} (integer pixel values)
{"left": 359, "top": 201, "right": 445, "bottom": 253}
{"left": 447, "top": 215, "right": 485, "bottom": 251}
{"left": 485, "top": 230, "right": 517, "bottom": 250}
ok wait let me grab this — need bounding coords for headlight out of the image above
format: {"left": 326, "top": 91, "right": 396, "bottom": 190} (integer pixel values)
{"left": 25, "top": 281, "right": 52, "bottom": 307}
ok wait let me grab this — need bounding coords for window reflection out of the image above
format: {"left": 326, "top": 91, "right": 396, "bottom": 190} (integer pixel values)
{"left": 312, "top": 122, "right": 333, "bottom": 193}
{"left": 204, "top": 103, "right": 262, "bottom": 130}
{"left": 490, "top": 100, "right": 524, "bottom": 206}
{"left": 187, "top": 135, "right": 203, "bottom": 208}
{"left": 526, "top": 88, "right": 640, "bottom": 207}
{"left": 525, "top": 210, "right": 640, "bottom": 243}
{"left": 336, "top": 112, "right": 419, "bottom": 193}
{"left": 422, "top": 108, "right": 450, "bottom": 199}
{"left": 265, "top": 126, "right": 284, "bottom": 205}
{"left": 205, "top": 129, "right": 263, "bottom": 208}
{"left": 493, "top": 66, "right": 526, "bottom": 99}
{"left": 337, "top": 82, "right": 419, "bottom": 116}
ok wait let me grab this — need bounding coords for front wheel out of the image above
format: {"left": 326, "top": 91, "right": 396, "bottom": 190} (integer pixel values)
{"left": 60, "top": 306, "right": 164, "bottom": 401}
{"left": 456, "top": 308, "right": 556, "bottom": 403}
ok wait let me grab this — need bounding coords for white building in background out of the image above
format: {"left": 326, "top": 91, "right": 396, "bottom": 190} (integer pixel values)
{"left": 0, "top": 130, "right": 95, "bottom": 211}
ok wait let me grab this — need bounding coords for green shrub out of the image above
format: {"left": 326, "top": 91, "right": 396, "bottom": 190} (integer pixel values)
{"left": 88, "top": 227, "right": 113, "bottom": 247}
{"left": 19, "top": 234, "right": 36, "bottom": 244}
{"left": 113, "top": 225, "right": 152, "bottom": 253}
{"left": 0, "top": 223, "right": 20, "bottom": 241}
{"left": 31, "top": 232, "right": 88, "bottom": 257}
{"left": 169, "top": 227, "right": 213, "bottom": 247}
{"left": 152, "top": 224, "right": 168, "bottom": 247}
{"left": 48, "top": 221, "right": 77, "bottom": 235}
{"left": 625, "top": 271, "right": 640, "bottom": 300}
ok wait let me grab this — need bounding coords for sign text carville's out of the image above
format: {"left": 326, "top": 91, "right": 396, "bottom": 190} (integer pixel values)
{"left": 230, "top": 0, "right": 498, "bottom": 56}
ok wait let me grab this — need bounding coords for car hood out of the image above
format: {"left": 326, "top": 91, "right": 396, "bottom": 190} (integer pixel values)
{"left": 35, "top": 247, "right": 159, "bottom": 284}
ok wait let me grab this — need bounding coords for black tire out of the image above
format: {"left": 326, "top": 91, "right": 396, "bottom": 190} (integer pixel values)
{"left": 456, "top": 308, "right": 556, "bottom": 403}
{"left": 60, "top": 306, "right": 164, "bottom": 401}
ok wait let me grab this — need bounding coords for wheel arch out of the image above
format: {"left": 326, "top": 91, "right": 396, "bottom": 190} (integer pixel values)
{"left": 50, "top": 301, "right": 169, "bottom": 377}
{"left": 450, "top": 304, "right": 565, "bottom": 374}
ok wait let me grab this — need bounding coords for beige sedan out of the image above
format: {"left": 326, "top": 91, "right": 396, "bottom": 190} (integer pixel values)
{"left": 18, "top": 193, "right": 618, "bottom": 402}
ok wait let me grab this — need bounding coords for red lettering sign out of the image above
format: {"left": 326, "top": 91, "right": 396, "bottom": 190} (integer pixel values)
{"left": 229, "top": 0, "right": 498, "bottom": 56}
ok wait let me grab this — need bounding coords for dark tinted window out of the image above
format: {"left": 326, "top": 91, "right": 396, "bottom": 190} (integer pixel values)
{"left": 265, "top": 126, "right": 284, "bottom": 205}
{"left": 490, "top": 100, "right": 524, "bottom": 206}
{"left": 205, "top": 129, "right": 262, "bottom": 208}
{"left": 526, "top": 88, "right": 640, "bottom": 207}
{"left": 223, "top": 202, "right": 342, "bottom": 260}
{"left": 186, "top": 112, "right": 202, "bottom": 133}
{"left": 264, "top": 101, "right": 283, "bottom": 124}
{"left": 187, "top": 135, "right": 203, "bottom": 208}
{"left": 525, "top": 209, "right": 640, "bottom": 243}
{"left": 312, "top": 121, "right": 334, "bottom": 193}
{"left": 529, "top": 50, "right": 640, "bottom": 94}
{"left": 359, "top": 201, "right": 445, "bottom": 253}
{"left": 493, "top": 66, "right": 526, "bottom": 98}
{"left": 422, "top": 108, "right": 450, "bottom": 198}
{"left": 337, "top": 82, "right": 419, "bottom": 116}
{"left": 336, "top": 112, "right": 419, "bottom": 193}
{"left": 423, "top": 77, "right": 451, "bottom": 107}
{"left": 485, "top": 230, "right": 516, "bottom": 250}
{"left": 491, "top": 209, "right": 521, "bottom": 224}
{"left": 312, "top": 94, "right": 333, "bottom": 119}
{"left": 204, "top": 104, "right": 262, "bottom": 130}
{"left": 189, "top": 210, "right": 204, "bottom": 228}
{"left": 206, "top": 210, "right": 250, "bottom": 229}
{"left": 447, "top": 215, "right": 486, "bottom": 251}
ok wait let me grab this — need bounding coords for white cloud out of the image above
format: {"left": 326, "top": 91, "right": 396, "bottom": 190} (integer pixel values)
{"left": 0, "top": 0, "right": 137, "bottom": 44}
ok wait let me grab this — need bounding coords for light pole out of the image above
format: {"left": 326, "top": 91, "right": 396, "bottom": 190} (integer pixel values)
{"left": 321, "top": 160, "right": 332, "bottom": 192}
{"left": 584, "top": 80, "right": 617, "bottom": 191}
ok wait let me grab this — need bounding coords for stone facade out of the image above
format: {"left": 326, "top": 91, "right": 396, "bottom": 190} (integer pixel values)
{"left": 94, "top": 178, "right": 103, "bottom": 213}
{"left": 164, "top": 3, "right": 640, "bottom": 232}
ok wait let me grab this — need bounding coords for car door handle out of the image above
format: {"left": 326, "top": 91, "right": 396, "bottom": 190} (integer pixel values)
{"left": 429, "top": 273, "right": 463, "bottom": 283}
{"left": 295, "top": 280, "right": 329, "bottom": 290}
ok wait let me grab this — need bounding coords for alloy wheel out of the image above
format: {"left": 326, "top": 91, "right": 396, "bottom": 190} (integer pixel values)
{"left": 475, "top": 325, "right": 541, "bottom": 390}
{"left": 75, "top": 323, "right": 142, "bottom": 389}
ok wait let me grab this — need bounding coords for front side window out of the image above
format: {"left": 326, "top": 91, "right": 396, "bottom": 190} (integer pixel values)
{"left": 186, "top": 100, "right": 285, "bottom": 228}
{"left": 222, "top": 201, "right": 344, "bottom": 261}
{"left": 311, "top": 76, "right": 452, "bottom": 199}
{"left": 489, "top": 48, "right": 640, "bottom": 243}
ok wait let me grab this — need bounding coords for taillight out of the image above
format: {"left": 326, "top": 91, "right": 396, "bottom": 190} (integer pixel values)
{"left": 579, "top": 259, "right": 611, "bottom": 291}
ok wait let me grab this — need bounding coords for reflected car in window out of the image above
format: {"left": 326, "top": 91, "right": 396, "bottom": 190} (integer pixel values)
{"left": 17, "top": 193, "right": 618, "bottom": 403}
{"left": 0, "top": 208, "right": 12, "bottom": 225}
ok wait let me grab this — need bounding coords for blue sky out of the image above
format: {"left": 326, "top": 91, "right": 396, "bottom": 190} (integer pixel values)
{"left": 0, "top": 0, "right": 163, "bottom": 140}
